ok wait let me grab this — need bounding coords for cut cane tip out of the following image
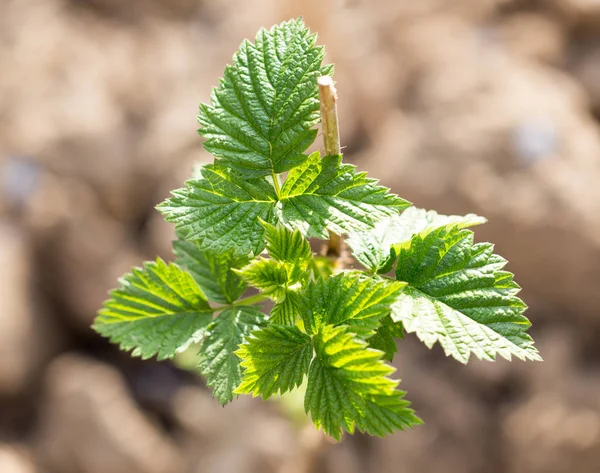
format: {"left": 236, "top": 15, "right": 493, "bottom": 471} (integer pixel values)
{"left": 318, "top": 76, "right": 337, "bottom": 101}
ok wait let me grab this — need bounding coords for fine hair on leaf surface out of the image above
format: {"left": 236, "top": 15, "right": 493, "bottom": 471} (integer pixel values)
{"left": 93, "top": 17, "right": 540, "bottom": 441}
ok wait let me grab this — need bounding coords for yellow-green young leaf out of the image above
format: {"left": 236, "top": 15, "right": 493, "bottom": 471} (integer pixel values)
{"left": 173, "top": 241, "right": 248, "bottom": 304}
{"left": 271, "top": 291, "right": 304, "bottom": 325}
{"left": 198, "top": 18, "right": 333, "bottom": 177}
{"left": 93, "top": 259, "right": 213, "bottom": 360}
{"left": 280, "top": 153, "right": 411, "bottom": 239}
{"left": 198, "top": 306, "right": 267, "bottom": 405}
{"left": 235, "top": 258, "right": 289, "bottom": 298}
{"left": 262, "top": 221, "right": 313, "bottom": 267}
{"left": 346, "top": 206, "right": 487, "bottom": 273}
{"left": 308, "top": 255, "right": 335, "bottom": 279}
{"left": 305, "top": 324, "right": 421, "bottom": 440}
{"left": 236, "top": 325, "right": 312, "bottom": 398}
{"left": 392, "top": 226, "right": 541, "bottom": 363}
{"left": 237, "top": 258, "right": 306, "bottom": 325}
{"left": 237, "top": 224, "right": 313, "bottom": 325}
{"left": 301, "top": 272, "right": 406, "bottom": 337}
{"left": 261, "top": 222, "right": 314, "bottom": 289}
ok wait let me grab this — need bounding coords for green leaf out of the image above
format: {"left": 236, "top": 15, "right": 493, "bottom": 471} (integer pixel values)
{"left": 263, "top": 221, "right": 313, "bottom": 266}
{"left": 236, "top": 224, "right": 313, "bottom": 324}
{"left": 236, "top": 257, "right": 305, "bottom": 325}
{"left": 280, "top": 153, "right": 411, "bottom": 238}
{"left": 93, "top": 259, "right": 213, "bottom": 360}
{"left": 198, "top": 18, "right": 332, "bottom": 177}
{"left": 271, "top": 291, "right": 304, "bottom": 326}
{"left": 347, "top": 206, "right": 486, "bottom": 273}
{"left": 353, "top": 391, "right": 422, "bottom": 438}
{"left": 263, "top": 221, "right": 314, "bottom": 285}
{"left": 391, "top": 226, "right": 541, "bottom": 363}
{"left": 158, "top": 163, "right": 277, "bottom": 256}
{"left": 236, "top": 325, "right": 312, "bottom": 398}
{"left": 308, "top": 255, "right": 335, "bottom": 279}
{"left": 368, "top": 315, "right": 404, "bottom": 361}
{"left": 235, "top": 258, "right": 289, "bottom": 298}
{"left": 198, "top": 306, "right": 267, "bottom": 405}
{"left": 159, "top": 154, "right": 407, "bottom": 256}
{"left": 173, "top": 240, "right": 248, "bottom": 304}
{"left": 305, "top": 324, "right": 421, "bottom": 440}
{"left": 301, "top": 272, "right": 406, "bottom": 337}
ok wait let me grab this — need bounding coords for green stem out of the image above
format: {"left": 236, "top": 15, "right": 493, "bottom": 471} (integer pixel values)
{"left": 234, "top": 293, "right": 269, "bottom": 306}
{"left": 271, "top": 171, "right": 282, "bottom": 199}
{"left": 209, "top": 293, "right": 269, "bottom": 313}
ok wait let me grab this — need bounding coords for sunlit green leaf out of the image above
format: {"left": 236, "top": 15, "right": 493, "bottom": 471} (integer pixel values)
{"left": 391, "top": 226, "right": 540, "bottom": 363}
{"left": 94, "top": 259, "right": 213, "bottom": 360}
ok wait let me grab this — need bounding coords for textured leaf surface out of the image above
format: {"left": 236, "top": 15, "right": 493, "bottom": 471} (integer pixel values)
{"left": 301, "top": 272, "right": 406, "bottom": 337}
{"left": 271, "top": 291, "right": 304, "bottom": 325}
{"left": 94, "top": 259, "right": 213, "bottom": 360}
{"left": 236, "top": 258, "right": 289, "bottom": 297}
{"left": 159, "top": 155, "right": 407, "bottom": 256}
{"left": 280, "top": 153, "right": 411, "bottom": 238}
{"left": 236, "top": 325, "right": 312, "bottom": 398}
{"left": 173, "top": 240, "right": 248, "bottom": 303}
{"left": 368, "top": 315, "right": 404, "bottom": 361}
{"left": 263, "top": 221, "right": 313, "bottom": 267}
{"left": 237, "top": 223, "right": 312, "bottom": 325}
{"left": 237, "top": 256, "right": 304, "bottom": 325}
{"left": 347, "top": 206, "right": 486, "bottom": 273}
{"left": 239, "top": 222, "right": 313, "bottom": 292}
{"left": 198, "top": 18, "right": 332, "bottom": 177}
{"left": 158, "top": 163, "right": 277, "bottom": 255}
{"left": 391, "top": 226, "right": 540, "bottom": 363}
{"left": 305, "top": 324, "right": 420, "bottom": 440}
{"left": 198, "top": 306, "right": 267, "bottom": 404}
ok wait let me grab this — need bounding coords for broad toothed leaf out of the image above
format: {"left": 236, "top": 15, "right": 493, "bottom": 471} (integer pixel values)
{"left": 305, "top": 324, "right": 420, "bottom": 440}
{"left": 173, "top": 240, "right": 248, "bottom": 304}
{"left": 159, "top": 154, "right": 406, "bottom": 256}
{"left": 198, "top": 306, "right": 267, "bottom": 405}
{"left": 158, "top": 163, "right": 277, "bottom": 256}
{"left": 391, "top": 226, "right": 540, "bottom": 363}
{"left": 301, "top": 271, "right": 406, "bottom": 337}
{"left": 93, "top": 259, "right": 213, "bottom": 360}
{"left": 280, "top": 153, "right": 411, "bottom": 238}
{"left": 236, "top": 325, "right": 312, "bottom": 398}
{"left": 198, "top": 18, "right": 332, "bottom": 177}
{"left": 347, "top": 206, "right": 486, "bottom": 273}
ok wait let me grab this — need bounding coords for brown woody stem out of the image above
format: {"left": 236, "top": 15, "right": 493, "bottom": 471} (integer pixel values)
{"left": 318, "top": 76, "right": 345, "bottom": 262}
{"left": 318, "top": 76, "right": 341, "bottom": 156}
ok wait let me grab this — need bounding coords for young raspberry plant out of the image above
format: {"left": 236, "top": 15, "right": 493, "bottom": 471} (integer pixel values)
{"left": 93, "top": 18, "right": 541, "bottom": 441}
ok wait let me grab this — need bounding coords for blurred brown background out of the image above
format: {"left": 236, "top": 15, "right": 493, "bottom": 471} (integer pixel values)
{"left": 1, "top": 0, "right": 600, "bottom": 472}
